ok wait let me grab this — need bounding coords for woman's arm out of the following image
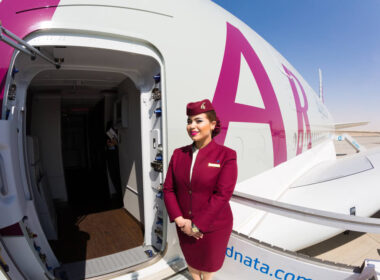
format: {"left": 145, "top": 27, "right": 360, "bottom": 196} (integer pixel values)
{"left": 163, "top": 150, "right": 202, "bottom": 239}
{"left": 192, "top": 149, "right": 238, "bottom": 232}
{"left": 163, "top": 150, "right": 184, "bottom": 222}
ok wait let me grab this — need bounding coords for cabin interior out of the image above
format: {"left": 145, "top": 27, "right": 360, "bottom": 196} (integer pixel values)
{"left": 26, "top": 72, "right": 142, "bottom": 261}
{"left": 15, "top": 45, "right": 163, "bottom": 278}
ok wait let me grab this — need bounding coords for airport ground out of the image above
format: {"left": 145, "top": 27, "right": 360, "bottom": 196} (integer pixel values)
{"left": 335, "top": 131, "right": 380, "bottom": 156}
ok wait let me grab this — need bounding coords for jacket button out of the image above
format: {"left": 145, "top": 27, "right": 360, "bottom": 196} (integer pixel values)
{"left": 188, "top": 190, "right": 192, "bottom": 194}
{"left": 188, "top": 210, "right": 192, "bottom": 215}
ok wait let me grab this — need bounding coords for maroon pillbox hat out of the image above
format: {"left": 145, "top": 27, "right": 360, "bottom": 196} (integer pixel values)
{"left": 186, "top": 99, "right": 215, "bottom": 116}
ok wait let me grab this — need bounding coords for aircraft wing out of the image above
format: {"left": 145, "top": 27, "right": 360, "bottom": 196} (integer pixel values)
{"left": 231, "top": 144, "right": 380, "bottom": 251}
{"left": 335, "top": 121, "right": 369, "bottom": 129}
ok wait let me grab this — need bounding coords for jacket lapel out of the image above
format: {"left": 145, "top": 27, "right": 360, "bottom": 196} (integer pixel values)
{"left": 190, "top": 140, "right": 216, "bottom": 186}
{"left": 180, "top": 144, "right": 193, "bottom": 188}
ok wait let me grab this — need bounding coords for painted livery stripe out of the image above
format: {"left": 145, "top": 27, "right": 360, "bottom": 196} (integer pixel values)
{"left": 0, "top": 0, "right": 60, "bottom": 112}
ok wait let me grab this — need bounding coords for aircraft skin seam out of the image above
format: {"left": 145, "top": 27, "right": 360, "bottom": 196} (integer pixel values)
{"left": 16, "top": 4, "right": 174, "bottom": 18}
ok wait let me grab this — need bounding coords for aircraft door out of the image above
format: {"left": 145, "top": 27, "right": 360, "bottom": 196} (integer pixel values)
{"left": 0, "top": 117, "right": 27, "bottom": 229}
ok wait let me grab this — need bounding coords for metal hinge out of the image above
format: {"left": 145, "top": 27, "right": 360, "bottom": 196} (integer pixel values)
{"left": 0, "top": 21, "right": 61, "bottom": 69}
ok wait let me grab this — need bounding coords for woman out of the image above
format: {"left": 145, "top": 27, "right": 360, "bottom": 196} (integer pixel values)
{"left": 163, "top": 99, "right": 238, "bottom": 280}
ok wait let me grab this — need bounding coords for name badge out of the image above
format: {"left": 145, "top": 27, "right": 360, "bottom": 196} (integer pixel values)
{"left": 208, "top": 163, "right": 220, "bottom": 168}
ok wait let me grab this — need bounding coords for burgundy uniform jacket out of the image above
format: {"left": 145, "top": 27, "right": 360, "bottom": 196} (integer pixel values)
{"left": 163, "top": 139, "right": 238, "bottom": 233}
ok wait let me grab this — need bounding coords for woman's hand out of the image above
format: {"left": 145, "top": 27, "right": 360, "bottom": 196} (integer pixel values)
{"left": 192, "top": 231, "right": 204, "bottom": 240}
{"left": 180, "top": 219, "right": 193, "bottom": 236}
{"left": 182, "top": 219, "right": 204, "bottom": 239}
{"left": 175, "top": 217, "right": 204, "bottom": 239}
{"left": 174, "top": 216, "right": 186, "bottom": 228}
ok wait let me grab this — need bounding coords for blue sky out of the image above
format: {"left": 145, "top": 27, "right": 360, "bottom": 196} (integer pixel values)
{"left": 213, "top": 0, "right": 380, "bottom": 131}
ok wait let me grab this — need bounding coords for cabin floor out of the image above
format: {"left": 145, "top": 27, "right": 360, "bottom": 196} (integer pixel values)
{"left": 49, "top": 200, "right": 144, "bottom": 263}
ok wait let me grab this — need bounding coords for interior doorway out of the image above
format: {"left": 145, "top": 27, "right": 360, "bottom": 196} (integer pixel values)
{"left": 61, "top": 99, "right": 113, "bottom": 210}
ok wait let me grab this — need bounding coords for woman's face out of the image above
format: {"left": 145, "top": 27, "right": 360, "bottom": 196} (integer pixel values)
{"left": 187, "top": 113, "right": 216, "bottom": 143}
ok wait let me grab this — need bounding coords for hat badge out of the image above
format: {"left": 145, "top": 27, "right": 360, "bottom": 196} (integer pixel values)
{"left": 200, "top": 102, "right": 206, "bottom": 109}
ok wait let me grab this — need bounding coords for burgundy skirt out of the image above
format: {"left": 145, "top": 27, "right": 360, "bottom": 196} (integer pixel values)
{"left": 176, "top": 224, "right": 233, "bottom": 272}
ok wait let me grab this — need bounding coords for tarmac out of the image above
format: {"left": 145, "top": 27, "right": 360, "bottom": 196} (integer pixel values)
{"left": 335, "top": 131, "right": 380, "bottom": 156}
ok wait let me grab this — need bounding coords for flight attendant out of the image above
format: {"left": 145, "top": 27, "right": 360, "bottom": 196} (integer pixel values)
{"left": 163, "top": 99, "right": 238, "bottom": 280}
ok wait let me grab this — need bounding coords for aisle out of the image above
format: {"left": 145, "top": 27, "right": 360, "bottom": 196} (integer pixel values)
{"left": 50, "top": 207, "right": 144, "bottom": 263}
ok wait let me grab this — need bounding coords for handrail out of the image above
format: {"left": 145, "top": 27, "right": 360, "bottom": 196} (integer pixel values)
{"left": 231, "top": 190, "right": 380, "bottom": 234}
{"left": 0, "top": 21, "right": 61, "bottom": 69}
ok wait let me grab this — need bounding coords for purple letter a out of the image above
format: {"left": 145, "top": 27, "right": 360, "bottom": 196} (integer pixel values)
{"left": 212, "top": 23, "right": 287, "bottom": 166}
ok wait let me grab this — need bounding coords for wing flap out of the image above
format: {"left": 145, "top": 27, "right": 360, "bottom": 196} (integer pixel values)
{"left": 291, "top": 152, "right": 374, "bottom": 188}
{"left": 335, "top": 122, "right": 369, "bottom": 129}
{"left": 232, "top": 147, "right": 380, "bottom": 251}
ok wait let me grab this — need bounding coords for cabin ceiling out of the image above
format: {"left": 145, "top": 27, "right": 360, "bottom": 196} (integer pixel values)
{"left": 29, "top": 69, "right": 126, "bottom": 91}
{"left": 29, "top": 70, "right": 125, "bottom": 106}
{"left": 24, "top": 45, "right": 159, "bottom": 91}
{"left": 23, "top": 45, "right": 160, "bottom": 106}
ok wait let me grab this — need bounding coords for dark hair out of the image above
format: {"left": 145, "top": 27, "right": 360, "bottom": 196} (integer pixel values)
{"left": 205, "top": 110, "right": 221, "bottom": 138}
{"left": 205, "top": 110, "right": 217, "bottom": 122}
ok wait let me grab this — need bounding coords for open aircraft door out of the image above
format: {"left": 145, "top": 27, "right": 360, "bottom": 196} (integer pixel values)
{"left": 0, "top": 23, "right": 49, "bottom": 229}
{"left": 0, "top": 106, "right": 59, "bottom": 280}
{"left": 0, "top": 116, "right": 30, "bottom": 279}
{"left": 0, "top": 116, "right": 27, "bottom": 229}
{"left": 0, "top": 25, "right": 60, "bottom": 279}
